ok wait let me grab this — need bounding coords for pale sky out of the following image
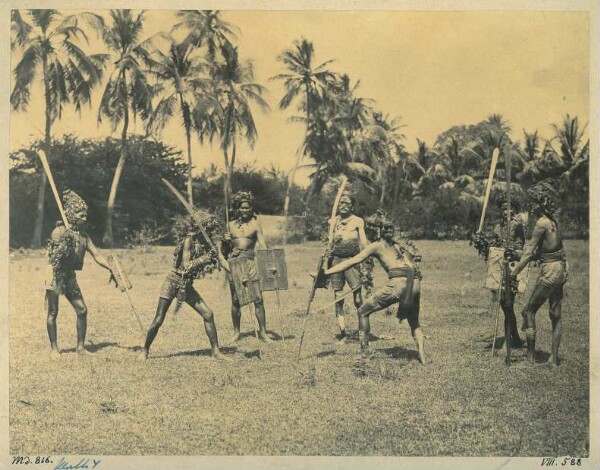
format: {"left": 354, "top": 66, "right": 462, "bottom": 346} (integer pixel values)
{"left": 9, "top": 10, "right": 590, "bottom": 184}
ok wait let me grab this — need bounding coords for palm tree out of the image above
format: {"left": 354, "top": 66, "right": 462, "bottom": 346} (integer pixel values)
{"left": 551, "top": 114, "right": 588, "bottom": 167}
{"left": 212, "top": 42, "right": 269, "bottom": 195}
{"left": 271, "top": 38, "right": 335, "bottom": 216}
{"left": 146, "top": 40, "right": 218, "bottom": 205}
{"left": 95, "top": 10, "right": 156, "bottom": 246}
{"left": 10, "top": 9, "right": 107, "bottom": 247}
{"left": 173, "top": 10, "right": 238, "bottom": 64}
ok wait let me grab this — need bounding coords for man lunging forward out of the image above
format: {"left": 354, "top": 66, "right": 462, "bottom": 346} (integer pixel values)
{"left": 511, "top": 182, "right": 568, "bottom": 367}
{"left": 141, "top": 211, "right": 229, "bottom": 361}
{"left": 326, "top": 192, "right": 368, "bottom": 344}
{"left": 325, "top": 214, "right": 426, "bottom": 363}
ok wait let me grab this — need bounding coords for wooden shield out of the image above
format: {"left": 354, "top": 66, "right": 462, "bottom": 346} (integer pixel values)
{"left": 484, "top": 247, "right": 530, "bottom": 294}
{"left": 229, "top": 257, "right": 262, "bottom": 306}
{"left": 256, "top": 248, "right": 288, "bottom": 291}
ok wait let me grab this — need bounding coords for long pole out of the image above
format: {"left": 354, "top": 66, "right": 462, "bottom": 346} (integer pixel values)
{"left": 478, "top": 148, "right": 500, "bottom": 233}
{"left": 504, "top": 145, "right": 512, "bottom": 366}
{"left": 37, "top": 150, "right": 70, "bottom": 229}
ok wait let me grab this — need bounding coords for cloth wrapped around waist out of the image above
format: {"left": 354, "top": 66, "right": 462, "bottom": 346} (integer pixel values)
{"left": 332, "top": 239, "right": 360, "bottom": 258}
{"left": 539, "top": 248, "right": 566, "bottom": 264}
{"left": 229, "top": 249, "right": 256, "bottom": 261}
{"left": 388, "top": 266, "right": 415, "bottom": 279}
{"left": 388, "top": 266, "right": 415, "bottom": 308}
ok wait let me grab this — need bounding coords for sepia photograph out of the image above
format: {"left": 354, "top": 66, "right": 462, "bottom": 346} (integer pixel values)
{"left": 1, "top": 1, "right": 597, "bottom": 469}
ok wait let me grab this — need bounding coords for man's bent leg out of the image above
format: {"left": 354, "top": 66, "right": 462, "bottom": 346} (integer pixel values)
{"left": 65, "top": 292, "right": 88, "bottom": 354}
{"left": 142, "top": 297, "right": 172, "bottom": 358}
{"left": 46, "top": 290, "right": 60, "bottom": 355}
{"left": 548, "top": 285, "right": 564, "bottom": 366}
{"left": 521, "top": 281, "right": 552, "bottom": 363}
{"left": 188, "top": 296, "right": 231, "bottom": 360}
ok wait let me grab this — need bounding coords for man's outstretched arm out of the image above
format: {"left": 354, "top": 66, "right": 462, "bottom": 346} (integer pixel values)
{"left": 511, "top": 221, "right": 546, "bottom": 276}
{"left": 324, "top": 242, "right": 378, "bottom": 275}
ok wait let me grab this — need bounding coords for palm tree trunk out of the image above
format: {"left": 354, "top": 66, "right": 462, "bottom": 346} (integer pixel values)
{"left": 393, "top": 162, "right": 402, "bottom": 205}
{"left": 31, "top": 59, "right": 52, "bottom": 248}
{"left": 185, "top": 124, "right": 194, "bottom": 205}
{"left": 379, "top": 168, "right": 386, "bottom": 207}
{"left": 284, "top": 86, "right": 310, "bottom": 216}
{"left": 103, "top": 77, "right": 129, "bottom": 247}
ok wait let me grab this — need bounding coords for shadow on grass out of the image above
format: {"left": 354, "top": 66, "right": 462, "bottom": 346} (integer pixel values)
{"left": 157, "top": 346, "right": 237, "bottom": 359}
{"left": 62, "top": 342, "right": 137, "bottom": 353}
{"left": 378, "top": 345, "right": 420, "bottom": 361}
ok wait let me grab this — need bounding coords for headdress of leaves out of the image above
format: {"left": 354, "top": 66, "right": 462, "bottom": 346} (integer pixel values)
{"left": 62, "top": 189, "right": 88, "bottom": 226}
{"left": 231, "top": 191, "right": 255, "bottom": 211}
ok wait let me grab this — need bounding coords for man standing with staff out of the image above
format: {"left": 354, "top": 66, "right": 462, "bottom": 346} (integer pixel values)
{"left": 45, "top": 190, "right": 115, "bottom": 358}
{"left": 222, "top": 191, "right": 273, "bottom": 343}
{"left": 325, "top": 192, "right": 368, "bottom": 344}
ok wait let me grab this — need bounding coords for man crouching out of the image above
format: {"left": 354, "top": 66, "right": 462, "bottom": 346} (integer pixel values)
{"left": 324, "top": 213, "right": 426, "bottom": 363}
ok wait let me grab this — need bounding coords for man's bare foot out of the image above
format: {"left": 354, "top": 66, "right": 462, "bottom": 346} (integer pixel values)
{"left": 229, "top": 333, "right": 241, "bottom": 344}
{"left": 513, "top": 359, "right": 538, "bottom": 369}
{"left": 360, "top": 348, "right": 374, "bottom": 359}
{"left": 335, "top": 333, "right": 347, "bottom": 345}
{"left": 543, "top": 355, "right": 559, "bottom": 367}
{"left": 211, "top": 351, "right": 233, "bottom": 361}
{"left": 259, "top": 333, "right": 273, "bottom": 343}
{"left": 50, "top": 349, "right": 61, "bottom": 360}
{"left": 76, "top": 347, "right": 90, "bottom": 358}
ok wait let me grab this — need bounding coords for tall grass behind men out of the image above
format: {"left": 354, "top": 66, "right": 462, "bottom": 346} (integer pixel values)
{"left": 141, "top": 211, "right": 230, "bottom": 360}
{"left": 325, "top": 214, "right": 427, "bottom": 363}
{"left": 325, "top": 192, "right": 368, "bottom": 343}
{"left": 511, "top": 182, "right": 568, "bottom": 366}
{"left": 45, "top": 190, "right": 114, "bottom": 358}
{"left": 222, "top": 192, "right": 273, "bottom": 343}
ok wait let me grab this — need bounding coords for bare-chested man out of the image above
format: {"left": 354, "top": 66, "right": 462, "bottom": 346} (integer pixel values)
{"left": 45, "top": 190, "right": 114, "bottom": 358}
{"left": 325, "top": 214, "right": 426, "bottom": 363}
{"left": 222, "top": 192, "right": 273, "bottom": 343}
{"left": 511, "top": 182, "right": 568, "bottom": 366}
{"left": 326, "top": 193, "right": 368, "bottom": 343}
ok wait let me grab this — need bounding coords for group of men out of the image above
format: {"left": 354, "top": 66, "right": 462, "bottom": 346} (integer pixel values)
{"left": 43, "top": 180, "right": 568, "bottom": 367}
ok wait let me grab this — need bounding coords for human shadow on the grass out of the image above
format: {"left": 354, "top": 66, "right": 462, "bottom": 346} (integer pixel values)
{"left": 378, "top": 345, "right": 420, "bottom": 361}
{"left": 157, "top": 346, "right": 237, "bottom": 359}
{"left": 62, "top": 342, "right": 135, "bottom": 353}
{"left": 315, "top": 350, "right": 336, "bottom": 358}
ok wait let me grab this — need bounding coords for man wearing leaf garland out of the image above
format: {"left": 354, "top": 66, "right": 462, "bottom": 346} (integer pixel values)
{"left": 45, "top": 190, "right": 114, "bottom": 358}
{"left": 325, "top": 212, "right": 427, "bottom": 363}
{"left": 222, "top": 191, "right": 273, "bottom": 343}
{"left": 141, "top": 210, "right": 230, "bottom": 361}
{"left": 511, "top": 182, "right": 568, "bottom": 367}
{"left": 471, "top": 194, "right": 526, "bottom": 349}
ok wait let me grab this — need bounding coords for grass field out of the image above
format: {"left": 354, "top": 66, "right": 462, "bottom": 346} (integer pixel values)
{"left": 9, "top": 240, "right": 589, "bottom": 456}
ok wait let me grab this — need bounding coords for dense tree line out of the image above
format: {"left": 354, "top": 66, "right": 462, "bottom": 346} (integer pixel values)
{"left": 9, "top": 135, "right": 305, "bottom": 248}
{"left": 10, "top": 10, "right": 588, "bottom": 247}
